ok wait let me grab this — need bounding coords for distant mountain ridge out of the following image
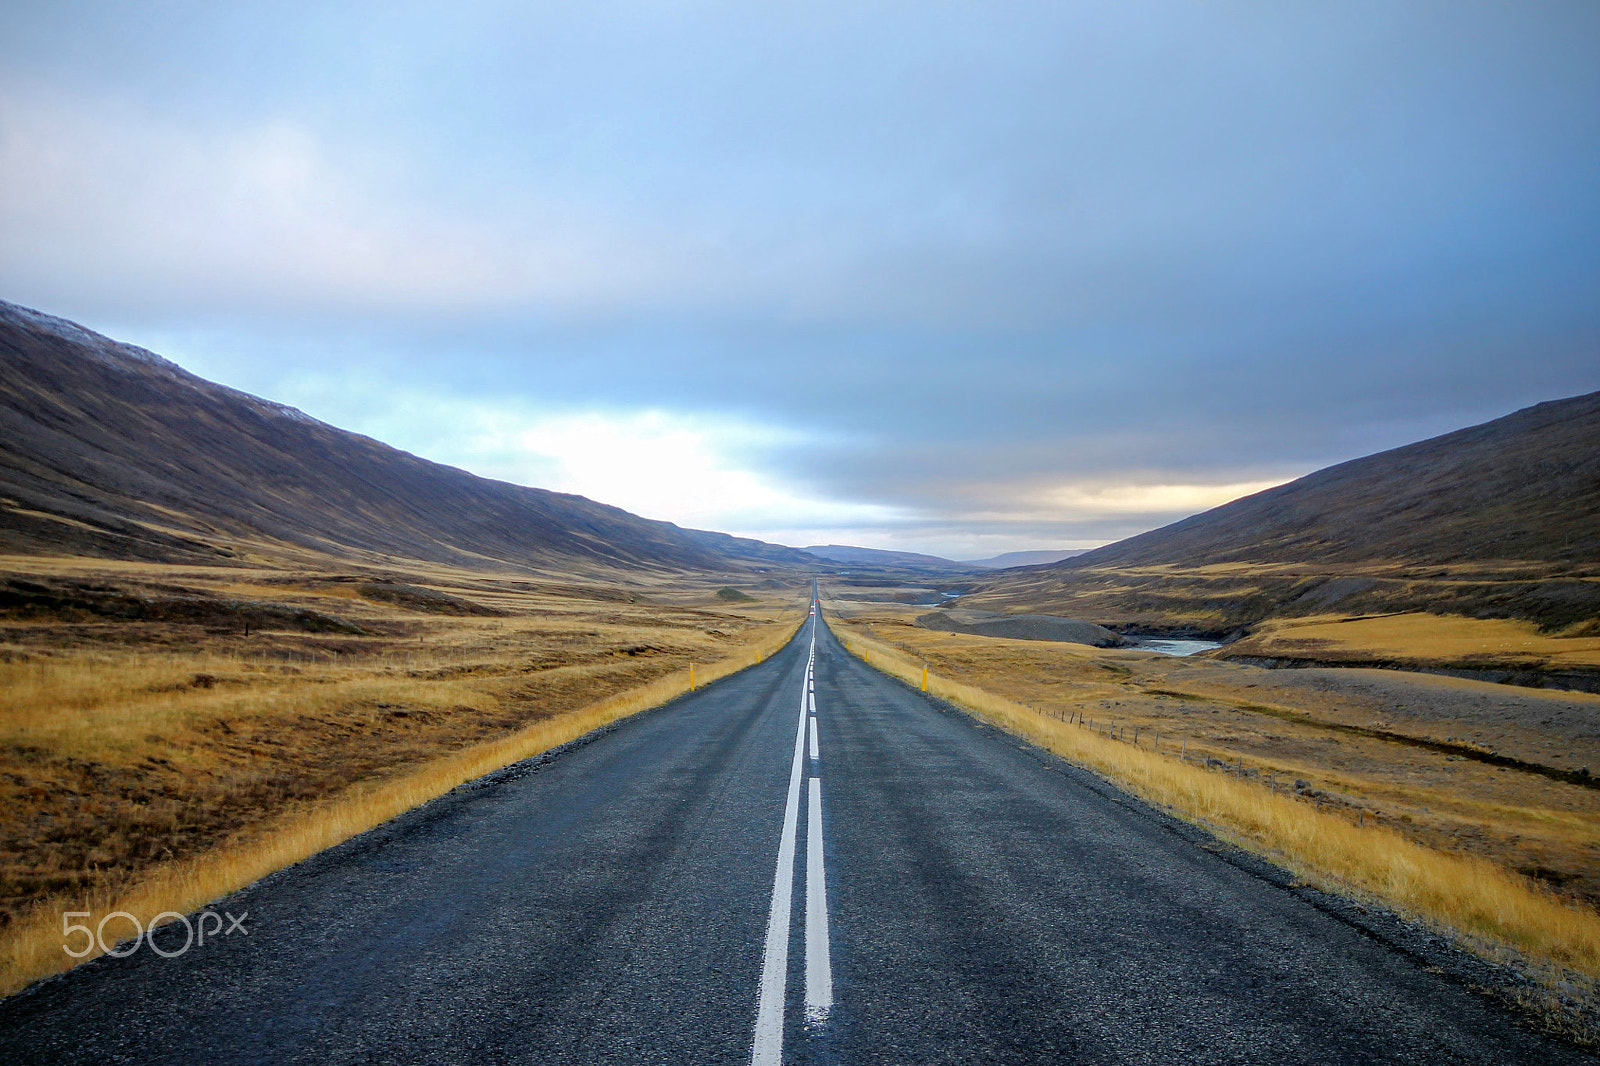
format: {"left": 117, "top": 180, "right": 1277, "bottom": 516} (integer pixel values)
{"left": 802, "top": 544, "right": 974, "bottom": 571}
{"left": 800, "top": 545, "right": 1092, "bottom": 572}
{"left": 0, "top": 300, "right": 816, "bottom": 575}
{"left": 961, "top": 549, "right": 1090, "bottom": 569}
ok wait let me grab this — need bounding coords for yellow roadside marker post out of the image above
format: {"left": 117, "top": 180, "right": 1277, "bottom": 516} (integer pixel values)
{"left": 921, "top": 665, "right": 928, "bottom": 691}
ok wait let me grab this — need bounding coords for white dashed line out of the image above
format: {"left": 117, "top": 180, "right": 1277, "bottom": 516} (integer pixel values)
{"left": 805, "top": 776, "right": 833, "bottom": 1024}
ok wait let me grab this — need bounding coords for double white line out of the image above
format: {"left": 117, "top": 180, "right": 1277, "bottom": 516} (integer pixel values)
{"left": 751, "top": 612, "right": 832, "bottom": 1066}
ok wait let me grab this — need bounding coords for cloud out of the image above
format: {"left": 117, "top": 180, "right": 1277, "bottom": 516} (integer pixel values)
{"left": 0, "top": 87, "right": 698, "bottom": 318}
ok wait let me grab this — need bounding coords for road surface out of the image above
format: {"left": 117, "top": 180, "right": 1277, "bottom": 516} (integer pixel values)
{"left": 0, "top": 609, "right": 1583, "bottom": 1063}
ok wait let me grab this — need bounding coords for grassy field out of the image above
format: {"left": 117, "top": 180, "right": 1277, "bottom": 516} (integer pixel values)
{"left": 0, "top": 555, "right": 806, "bottom": 996}
{"left": 958, "top": 559, "right": 1600, "bottom": 650}
{"left": 825, "top": 596, "right": 1600, "bottom": 1010}
{"left": 1217, "top": 611, "right": 1600, "bottom": 670}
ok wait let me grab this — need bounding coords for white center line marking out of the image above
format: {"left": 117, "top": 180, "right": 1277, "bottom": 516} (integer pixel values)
{"left": 751, "top": 621, "right": 815, "bottom": 1066}
{"left": 805, "top": 776, "right": 833, "bottom": 1024}
{"left": 809, "top": 717, "right": 820, "bottom": 762}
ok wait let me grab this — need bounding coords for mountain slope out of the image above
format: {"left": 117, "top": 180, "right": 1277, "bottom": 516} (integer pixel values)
{"left": 964, "top": 393, "right": 1600, "bottom": 635}
{"left": 1067, "top": 392, "right": 1600, "bottom": 569}
{"left": 0, "top": 300, "right": 814, "bottom": 575}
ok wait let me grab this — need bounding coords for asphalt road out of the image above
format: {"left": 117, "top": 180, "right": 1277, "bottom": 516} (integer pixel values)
{"left": 0, "top": 610, "right": 1587, "bottom": 1064}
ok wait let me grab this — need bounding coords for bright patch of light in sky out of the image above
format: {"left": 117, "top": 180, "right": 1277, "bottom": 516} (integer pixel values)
{"left": 1040, "top": 480, "right": 1290, "bottom": 516}
{"left": 457, "top": 408, "right": 900, "bottom": 534}
{"left": 238, "top": 373, "right": 911, "bottom": 541}
{"left": 376, "top": 400, "right": 1290, "bottom": 555}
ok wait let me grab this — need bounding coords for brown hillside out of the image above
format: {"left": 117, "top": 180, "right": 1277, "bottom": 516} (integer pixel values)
{"left": 0, "top": 300, "right": 812, "bottom": 575}
{"left": 1076, "top": 391, "right": 1600, "bottom": 569}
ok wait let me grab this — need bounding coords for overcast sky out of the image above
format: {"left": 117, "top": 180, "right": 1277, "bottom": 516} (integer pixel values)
{"left": 3, "top": 2, "right": 1597, "bottom": 558}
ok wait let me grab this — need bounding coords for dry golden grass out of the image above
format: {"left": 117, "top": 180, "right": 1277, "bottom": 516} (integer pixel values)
{"left": 829, "top": 612, "right": 1600, "bottom": 984}
{"left": 958, "top": 555, "right": 1600, "bottom": 652}
{"left": 1223, "top": 611, "right": 1600, "bottom": 669}
{"left": 0, "top": 559, "right": 805, "bottom": 997}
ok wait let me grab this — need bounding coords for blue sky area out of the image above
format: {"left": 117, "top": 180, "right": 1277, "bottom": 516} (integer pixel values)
{"left": 2, "top": 2, "right": 1596, "bottom": 557}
